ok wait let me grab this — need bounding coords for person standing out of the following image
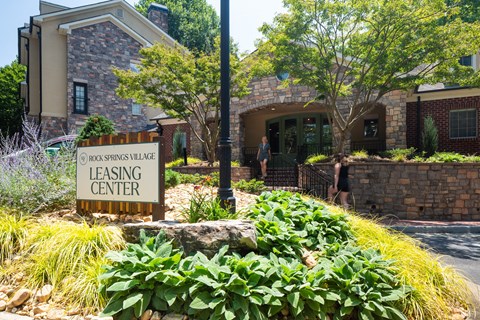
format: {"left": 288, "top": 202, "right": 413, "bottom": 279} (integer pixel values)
{"left": 328, "top": 153, "right": 350, "bottom": 209}
{"left": 257, "top": 136, "right": 271, "bottom": 179}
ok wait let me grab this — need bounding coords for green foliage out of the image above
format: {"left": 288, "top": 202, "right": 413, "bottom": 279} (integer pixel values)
{"left": 422, "top": 116, "right": 439, "bottom": 157}
{"left": 351, "top": 149, "right": 369, "bottom": 159}
{"left": 427, "top": 152, "right": 464, "bottom": 163}
{"left": 180, "top": 187, "right": 238, "bottom": 223}
{"left": 463, "top": 155, "right": 480, "bottom": 162}
{"left": 114, "top": 40, "right": 251, "bottom": 164}
{"left": 232, "top": 179, "right": 266, "bottom": 194}
{"left": 0, "top": 60, "right": 26, "bottom": 138}
{"left": 305, "top": 153, "right": 329, "bottom": 164}
{"left": 0, "top": 208, "right": 30, "bottom": 263}
{"left": 135, "top": 0, "right": 220, "bottom": 53}
{"left": 165, "top": 169, "right": 181, "bottom": 189}
{"left": 179, "top": 173, "right": 205, "bottom": 184}
{"left": 165, "top": 157, "right": 202, "bottom": 168}
{"left": 381, "top": 148, "right": 416, "bottom": 162}
{"left": 76, "top": 114, "right": 115, "bottom": 142}
{"left": 257, "top": 0, "right": 480, "bottom": 152}
{"left": 172, "top": 127, "right": 185, "bottom": 160}
{"left": 0, "top": 220, "right": 125, "bottom": 312}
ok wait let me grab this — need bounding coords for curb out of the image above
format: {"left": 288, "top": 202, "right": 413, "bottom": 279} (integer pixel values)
{"left": 388, "top": 225, "right": 480, "bottom": 234}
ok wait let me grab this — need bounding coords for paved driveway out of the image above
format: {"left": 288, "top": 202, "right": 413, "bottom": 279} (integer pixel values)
{"left": 409, "top": 233, "right": 480, "bottom": 319}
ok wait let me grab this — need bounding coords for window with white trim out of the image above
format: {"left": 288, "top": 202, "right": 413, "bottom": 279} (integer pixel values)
{"left": 450, "top": 109, "right": 477, "bottom": 138}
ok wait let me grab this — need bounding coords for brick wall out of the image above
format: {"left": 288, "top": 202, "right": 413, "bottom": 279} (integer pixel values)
{"left": 147, "top": 4, "right": 169, "bottom": 34}
{"left": 313, "top": 162, "right": 480, "bottom": 221}
{"left": 406, "top": 95, "right": 480, "bottom": 154}
{"left": 162, "top": 123, "right": 191, "bottom": 163}
{"left": 66, "top": 21, "right": 150, "bottom": 133}
{"left": 41, "top": 116, "right": 68, "bottom": 139}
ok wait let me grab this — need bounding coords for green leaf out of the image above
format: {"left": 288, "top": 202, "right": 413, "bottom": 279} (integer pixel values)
{"left": 133, "top": 291, "right": 152, "bottom": 318}
{"left": 287, "top": 292, "right": 300, "bottom": 308}
{"left": 249, "top": 294, "right": 264, "bottom": 305}
{"left": 190, "top": 292, "right": 212, "bottom": 310}
{"left": 151, "top": 295, "right": 168, "bottom": 311}
{"left": 385, "top": 306, "right": 408, "bottom": 320}
{"left": 344, "top": 296, "right": 362, "bottom": 307}
{"left": 106, "top": 280, "right": 140, "bottom": 292}
{"left": 123, "top": 292, "right": 143, "bottom": 310}
{"left": 100, "top": 299, "right": 123, "bottom": 316}
{"left": 224, "top": 310, "right": 235, "bottom": 320}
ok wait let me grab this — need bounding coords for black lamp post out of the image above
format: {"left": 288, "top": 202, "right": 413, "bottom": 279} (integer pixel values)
{"left": 218, "top": 0, "right": 235, "bottom": 211}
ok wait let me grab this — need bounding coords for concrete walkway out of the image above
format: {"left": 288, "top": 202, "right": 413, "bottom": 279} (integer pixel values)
{"left": 384, "top": 219, "right": 480, "bottom": 233}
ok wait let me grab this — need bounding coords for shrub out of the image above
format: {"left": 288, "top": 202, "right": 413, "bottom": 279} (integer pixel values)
{"left": 232, "top": 179, "right": 266, "bottom": 194}
{"left": 305, "top": 153, "right": 329, "bottom": 164}
{"left": 427, "top": 152, "right": 464, "bottom": 163}
{"left": 76, "top": 114, "right": 115, "bottom": 141}
{"left": 381, "top": 148, "right": 416, "bottom": 162}
{"left": 179, "top": 173, "right": 204, "bottom": 184}
{"left": 421, "top": 116, "right": 438, "bottom": 157}
{"left": 463, "top": 155, "right": 480, "bottom": 163}
{"left": 0, "top": 122, "right": 76, "bottom": 212}
{"left": 0, "top": 208, "right": 30, "bottom": 263}
{"left": 166, "top": 157, "right": 202, "bottom": 168}
{"left": 165, "top": 169, "right": 181, "bottom": 189}
{"left": 172, "top": 127, "right": 185, "bottom": 160}
{"left": 180, "top": 187, "right": 238, "bottom": 223}
{"left": 351, "top": 149, "right": 369, "bottom": 159}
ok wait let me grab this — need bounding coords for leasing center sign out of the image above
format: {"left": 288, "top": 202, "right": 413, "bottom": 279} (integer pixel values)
{"left": 76, "top": 142, "right": 160, "bottom": 203}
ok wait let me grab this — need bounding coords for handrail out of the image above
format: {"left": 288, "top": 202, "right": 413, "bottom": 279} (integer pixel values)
{"left": 298, "top": 164, "right": 332, "bottom": 199}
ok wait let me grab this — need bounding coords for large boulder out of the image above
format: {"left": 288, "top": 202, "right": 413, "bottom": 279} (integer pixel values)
{"left": 123, "top": 220, "right": 257, "bottom": 257}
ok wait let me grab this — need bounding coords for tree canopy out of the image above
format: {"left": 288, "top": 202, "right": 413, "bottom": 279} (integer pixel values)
{"left": 136, "top": 0, "right": 219, "bottom": 53}
{"left": 0, "top": 60, "right": 26, "bottom": 138}
{"left": 258, "top": 0, "right": 480, "bottom": 152}
{"left": 114, "top": 40, "right": 251, "bottom": 164}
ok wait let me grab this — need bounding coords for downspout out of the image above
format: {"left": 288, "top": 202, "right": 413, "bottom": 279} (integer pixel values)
{"left": 30, "top": 17, "right": 42, "bottom": 126}
{"left": 18, "top": 27, "right": 30, "bottom": 115}
{"left": 416, "top": 96, "right": 421, "bottom": 149}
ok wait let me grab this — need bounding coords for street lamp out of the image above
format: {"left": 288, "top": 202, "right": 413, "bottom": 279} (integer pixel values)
{"left": 218, "top": 0, "right": 236, "bottom": 211}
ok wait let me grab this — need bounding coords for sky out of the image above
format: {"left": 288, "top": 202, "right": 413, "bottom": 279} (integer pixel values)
{"left": 0, "top": 0, "right": 285, "bottom": 67}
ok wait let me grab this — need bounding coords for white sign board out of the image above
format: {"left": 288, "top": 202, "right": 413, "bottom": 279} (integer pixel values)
{"left": 76, "top": 142, "right": 160, "bottom": 203}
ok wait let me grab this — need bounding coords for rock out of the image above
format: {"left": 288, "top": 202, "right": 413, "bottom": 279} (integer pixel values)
{"left": 47, "top": 308, "right": 66, "bottom": 320}
{"left": 0, "top": 285, "right": 10, "bottom": 294}
{"left": 63, "top": 213, "right": 84, "bottom": 223}
{"left": 7, "top": 289, "right": 31, "bottom": 308}
{"left": 15, "top": 273, "right": 25, "bottom": 283}
{"left": 123, "top": 220, "right": 257, "bottom": 257}
{"left": 0, "top": 300, "right": 6, "bottom": 311}
{"left": 33, "top": 303, "right": 50, "bottom": 315}
{"left": 140, "top": 309, "right": 153, "bottom": 320}
{"left": 66, "top": 308, "right": 81, "bottom": 316}
{"left": 0, "top": 292, "right": 8, "bottom": 301}
{"left": 162, "top": 314, "right": 184, "bottom": 320}
{"left": 151, "top": 311, "right": 161, "bottom": 320}
{"left": 36, "top": 284, "right": 53, "bottom": 303}
{"left": 302, "top": 251, "right": 318, "bottom": 269}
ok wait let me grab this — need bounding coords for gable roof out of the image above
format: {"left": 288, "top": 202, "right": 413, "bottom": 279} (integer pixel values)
{"left": 33, "top": 0, "right": 175, "bottom": 46}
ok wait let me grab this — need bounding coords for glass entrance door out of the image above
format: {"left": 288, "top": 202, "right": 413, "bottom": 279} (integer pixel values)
{"left": 266, "top": 113, "right": 330, "bottom": 162}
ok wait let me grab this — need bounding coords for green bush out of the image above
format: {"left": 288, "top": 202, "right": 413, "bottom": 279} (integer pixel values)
{"left": 381, "top": 148, "right": 416, "bottom": 162}
{"left": 305, "top": 153, "right": 330, "bottom": 164}
{"left": 351, "top": 149, "right": 369, "bottom": 159}
{"left": 427, "top": 152, "right": 464, "bottom": 163}
{"left": 180, "top": 188, "right": 238, "bottom": 223}
{"left": 100, "top": 230, "right": 409, "bottom": 320}
{"left": 179, "top": 173, "right": 205, "bottom": 184}
{"left": 422, "top": 116, "right": 438, "bottom": 157}
{"left": 165, "top": 169, "right": 181, "bottom": 189}
{"left": 463, "top": 155, "right": 480, "bottom": 162}
{"left": 166, "top": 157, "right": 202, "bottom": 168}
{"left": 76, "top": 114, "right": 115, "bottom": 142}
{"left": 232, "top": 179, "right": 266, "bottom": 194}
{"left": 0, "top": 208, "right": 31, "bottom": 263}
{"left": 172, "top": 127, "right": 185, "bottom": 160}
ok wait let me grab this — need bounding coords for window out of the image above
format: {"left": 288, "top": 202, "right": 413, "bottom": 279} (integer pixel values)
{"left": 459, "top": 56, "right": 473, "bottom": 67}
{"left": 364, "top": 119, "right": 379, "bottom": 138}
{"left": 450, "top": 109, "right": 477, "bottom": 138}
{"left": 130, "top": 62, "right": 140, "bottom": 73}
{"left": 73, "top": 82, "right": 88, "bottom": 114}
{"left": 132, "top": 103, "right": 142, "bottom": 115}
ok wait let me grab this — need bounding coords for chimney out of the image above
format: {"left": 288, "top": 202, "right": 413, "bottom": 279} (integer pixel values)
{"left": 147, "top": 3, "right": 169, "bottom": 34}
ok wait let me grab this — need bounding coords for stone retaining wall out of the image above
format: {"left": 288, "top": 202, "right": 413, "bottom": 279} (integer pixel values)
{"left": 171, "top": 166, "right": 253, "bottom": 182}
{"left": 312, "top": 162, "right": 480, "bottom": 221}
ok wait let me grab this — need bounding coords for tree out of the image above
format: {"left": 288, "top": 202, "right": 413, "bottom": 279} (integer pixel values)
{"left": 135, "top": 0, "right": 219, "bottom": 53}
{"left": 0, "top": 60, "right": 26, "bottom": 138}
{"left": 76, "top": 114, "right": 115, "bottom": 141}
{"left": 258, "top": 0, "right": 480, "bottom": 152}
{"left": 114, "top": 40, "right": 251, "bottom": 165}
{"left": 422, "top": 116, "right": 438, "bottom": 157}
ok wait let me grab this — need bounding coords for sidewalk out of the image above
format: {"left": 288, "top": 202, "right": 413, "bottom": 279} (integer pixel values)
{"left": 382, "top": 219, "right": 480, "bottom": 233}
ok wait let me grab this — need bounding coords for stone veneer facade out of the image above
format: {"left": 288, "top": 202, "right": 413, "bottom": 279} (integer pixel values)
{"left": 190, "top": 76, "right": 407, "bottom": 161}
{"left": 312, "top": 162, "right": 480, "bottom": 220}
{"left": 406, "top": 95, "right": 480, "bottom": 154}
{"left": 66, "top": 21, "right": 149, "bottom": 134}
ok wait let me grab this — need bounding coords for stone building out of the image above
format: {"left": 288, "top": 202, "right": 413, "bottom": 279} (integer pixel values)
{"left": 18, "top": 0, "right": 175, "bottom": 134}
